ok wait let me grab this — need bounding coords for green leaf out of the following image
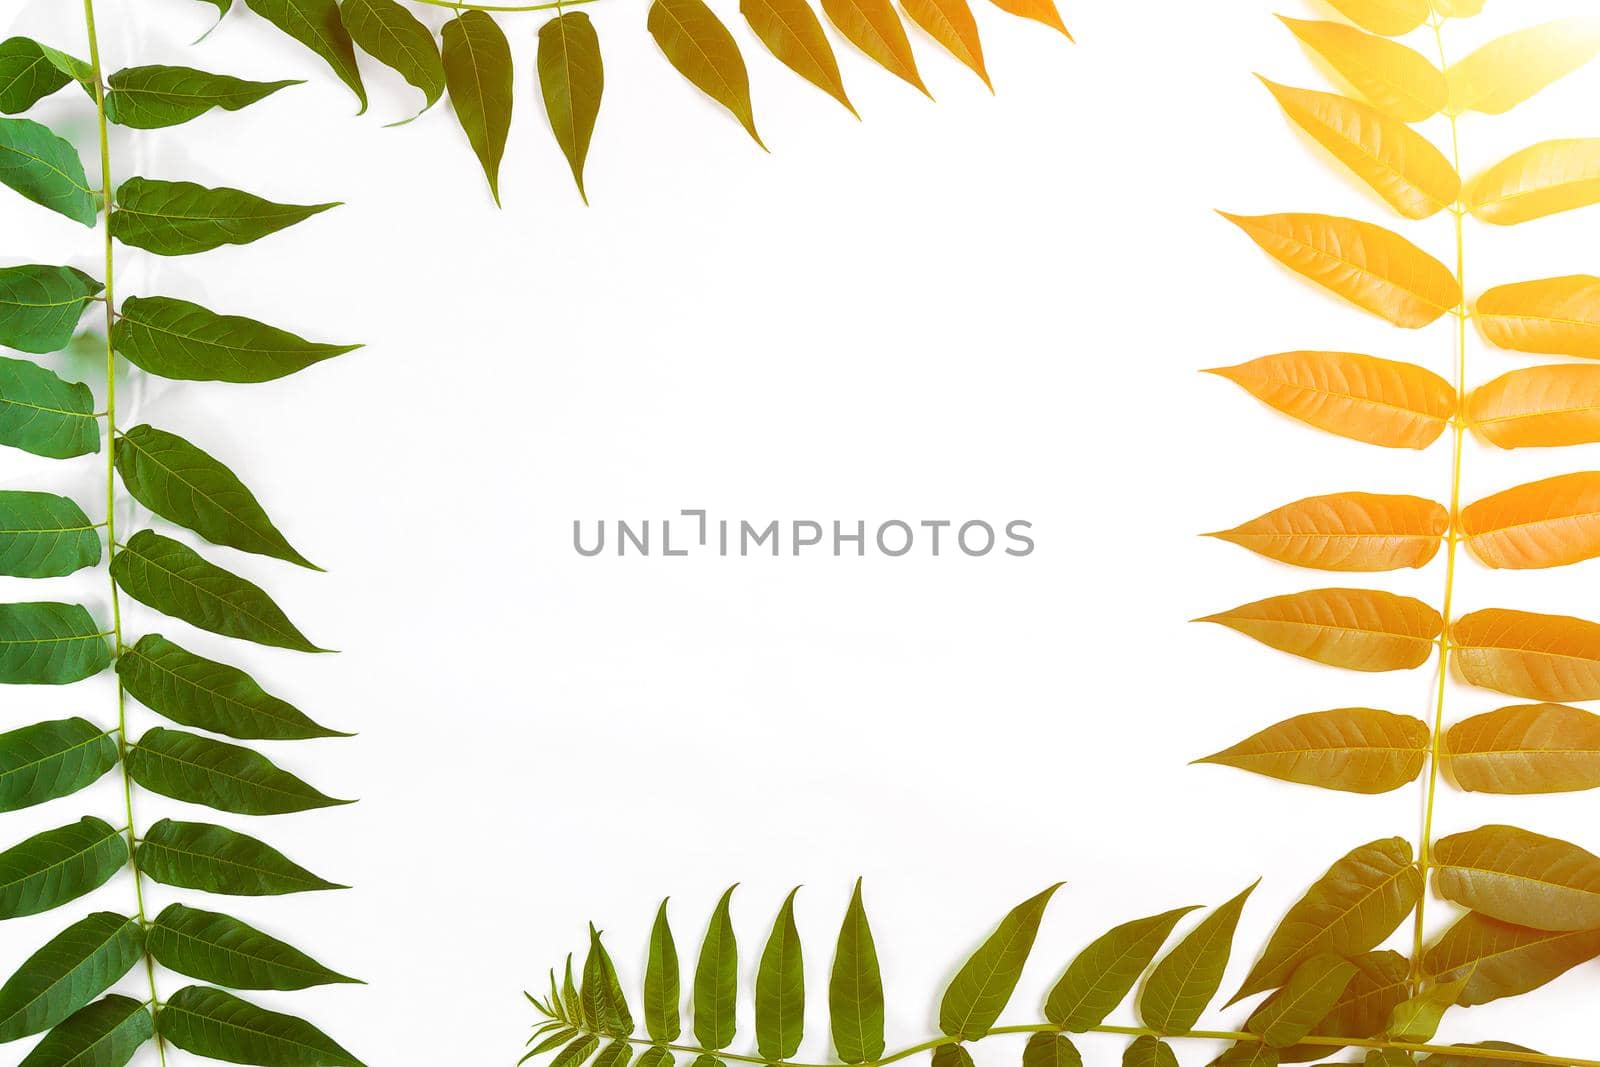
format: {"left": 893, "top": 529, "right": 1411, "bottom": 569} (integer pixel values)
{"left": 341, "top": 0, "right": 444, "bottom": 120}
{"left": 1046, "top": 906, "right": 1198, "bottom": 1032}
{"left": 931, "top": 1045, "right": 975, "bottom": 1067}
{"left": 111, "top": 530, "right": 329, "bottom": 653}
{"left": 112, "top": 295, "right": 357, "bottom": 383}
{"left": 0, "top": 717, "right": 116, "bottom": 812}
{"left": 1023, "top": 1034, "right": 1082, "bottom": 1067}
{"left": 158, "top": 985, "right": 365, "bottom": 1066}
{"left": 126, "top": 727, "right": 351, "bottom": 816}
{"left": 537, "top": 12, "right": 604, "bottom": 202}
{"left": 1420, "top": 1043, "right": 1545, "bottom": 1067}
{"left": 1387, "top": 975, "right": 1469, "bottom": 1043}
{"left": 829, "top": 878, "right": 884, "bottom": 1064}
{"left": 442, "top": 11, "right": 514, "bottom": 205}
{"left": 1278, "top": 950, "right": 1411, "bottom": 1059}
{"left": 0, "top": 120, "right": 95, "bottom": 225}
{"left": 582, "top": 925, "right": 633, "bottom": 1037}
{"left": 563, "top": 956, "right": 582, "bottom": 1028}
{"left": 104, "top": 66, "right": 297, "bottom": 129}
{"left": 532, "top": 1029, "right": 580, "bottom": 1056}
{"left": 0, "top": 913, "right": 144, "bottom": 1042}
{"left": 0, "top": 492, "right": 100, "bottom": 578}
{"left": 118, "top": 633, "right": 347, "bottom": 740}
{"left": 0, "top": 817, "right": 125, "bottom": 920}
{"left": 0, "top": 264, "right": 101, "bottom": 353}
{"left": 149, "top": 903, "right": 358, "bottom": 990}
{"left": 139, "top": 818, "right": 346, "bottom": 896}
{"left": 644, "top": 898, "right": 681, "bottom": 1043}
{"left": 0, "top": 602, "right": 110, "bottom": 685}
{"left": 637, "top": 1047, "right": 673, "bottom": 1067}
{"left": 1246, "top": 954, "right": 1358, "bottom": 1048}
{"left": 940, "top": 883, "right": 1062, "bottom": 1040}
{"left": 242, "top": 0, "right": 365, "bottom": 111}
{"left": 17, "top": 994, "right": 152, "bottom": 1067}
{"left": 110, "top": 178, "right": 336, "bottom": 257}
{"left": 694, "top": 885, "right": 739, "bottom": 1049}
{"left": 755, "top": 887, "right": 804, "bottom": 1060}
{"left": 0, "top": 356, "right": 99, "bottom": 459}
{"left": 592, "top": 1042, "right": 633, "bottom": 1067}
{"left": 1124, "top": 1037, "right": 1178, "bottom": 1067}
{"left": 1139, "top": 881, "right": 1257, "bottom": 1034}
{"left": 0, "top": 38, "right": 84, "bottom": 114}
{"left": 114, "top": 424, "right": 316, "bottom": 568}
{"left": 1212, "top": 1044, "right": 1279, "bottom": 1067}
{"left": 648, "top": 0, "right": 763, "bottom": 147}
{"left": 552, "top": 1034, "right": 601, "bottom": 1067}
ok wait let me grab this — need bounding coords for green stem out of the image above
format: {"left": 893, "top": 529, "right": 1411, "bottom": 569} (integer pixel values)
{"left": 81, "top": 2, "right": 166, "bottom": 1060}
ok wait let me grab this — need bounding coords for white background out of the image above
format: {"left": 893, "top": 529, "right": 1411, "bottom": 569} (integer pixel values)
{"left": 4, "top": 0, "right": 1600, "bottom": 1062}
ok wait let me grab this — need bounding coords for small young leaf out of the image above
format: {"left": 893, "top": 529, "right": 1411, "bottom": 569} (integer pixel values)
{"left": 940, "top": 884, "right": 1061, "bottom": 1040}
{"left": 242, "top": 0, "right": 366, "bottom": 111}
{"left": 1124, "top": 1037, "right": 1178, "bottom": 1067}
{"left": 1209, "top": 491, "right": 1448, "bottom": 572}
{"left": 1424, "top": 911, "right": 1600, "bottom": 1007}
{"left": 1322, "top": 0, "right": 1428, "bottom": 37}
{"left": 0, "top": 817, "right": 125, "bottom": 920}
{"left": 0, "top": 602, "right": 111, "bottom": 685}
{"left": 1452, "top": 608, "right": 1600, "bottom": 702}
{"left": 139, "top": 818, "right": 346, "bottom": 895}
{"left": 755, "top": 888, "right": 804, "bottom": 1060}
{"left": 126, "top": 727, "right": 352, "bottom": 816}
{"left": 1386, "top": 975, "right": 1468, "bottom": 1043}
{"left": 644, "top": 899, "right": 681, "bottom": 1043}
{"left": 0, "top": 717, "right": 117, "bottom": 812}
{"left": 739, "top": 0, "right": 854, "bottom": 115}
{"left": 158, "top": 985, "right": 364, "bottom": 1067}
{"left": 1444, "top": 704, "right": 1600, "bottom": 794}
{"left": 829, "top": 879, "right": 884, "bottom": 1064}
{"left": 1476, "top": 275, "right": 1600, "bottom": 360}
{"left": 15, "top": 994, "right": 152, "bottom": 1067}
{"left": 0, "top": 38, "right": 81, "bottom": 114}
{"left": 1468, "top": 363, "right": 1600, "bottom": 449}
{"left": 0, "top": 356, "right": 98, "bottom": 460}
{"left": 1045, "top": 906, "right": 1198, "bottom": 1032}
{"left": 694, "top": 885, "right": 739, "bottom": 1050}
{"left": 0, "top": 119, "right": 96, "bottom": 226}
{"left": 0, "top": 264, "right": 101, "bottom": 353}
{"left": 149, "top": 903, "right": 359, "bottom": 990}
{"left": 901, "top": 0, "right": 988, "bottom": 88}
{"left": 818, "top": 0, "right": 924, "bottom": 95}
{"left": 1448, "top": 18, "right": 1600, "bottom": 115}
{"left": 0, "top": 491, "right": 100, "bottom": 578}
{"left": 1432, "top": 824, "right": 1600, "bottom": 931}
{"left": 1277, "top": 18, "right": 1444, "bottom": 124}
{"left": 649, "top": 0, "right": 764, "bottom": 146}
{"left": 1197, "top": 588, "right": 1442, "bottom": 672}
{"left": 582, "top": 926, "right": 634, "bottom": 1038}
{"left": 111, "top": 177, "right": 336, "bottom": 256}
{"left": 104, "top": 65, "right": 299, "bottom": 129}
{"left": 1196, "top": 708, "right": 1429, "bottom": 795}
{"left": 1024, "top": 1035, "right": 1081, "bottom": 1067}
{"left": 0, "top": 913, "right": 145, "bottom": 1042}
{"left": 341, "top": 0, "right": 444, "bottom": 118}
{"left": 982, "top": 0, "right": 1069, "bottom": 38}
{"left": 1462, "top": 472, "right": 1600, "bottom": 570}
{"left": 537, "top": 12, "right": 604, "bottom": 203}
{"left": 111, "top": 530, "right": 329, "bottom": 653}
{"left": 1245, "top": 955, "right": 1358, "bottom": 1048}
{"left": 1140, "top": 882, "right": 1256, "bottom": 1034}
{"left": 1468, "top": 139, "right": 1600, "bottom": 226}
{"left": 113, "top": 295, "right": 358, "bottom": 383}
{"left": 442, "top": 11, "right": 514, "bottom": 205}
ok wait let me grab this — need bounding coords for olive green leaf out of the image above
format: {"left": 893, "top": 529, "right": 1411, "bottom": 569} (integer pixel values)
{"left": 118, "top": 633, "right": 347, "bottom": 740}
{"left": 644, "top": 898, "right": 681, "bottom": 1043}
{"left": 0, "top": 38, "right": 87, "bottom": 114}
{"left": 110, "top": 177, "right": 336, "bottom": 256}
{"left": 593, "top": 1041, "right": 633, "bottom": 1067}
{"left": 0, "top": 602, "right": 111, "bottom": 685}
{"left": 0, "top": 717, "right": 117, "bottom": 812}
{"left": 1139, "top": 881, "right": 1257, "bottom": 1034}
{"left": 112, "top": 295, "right": 358, "bottom": 383}
{"left": 0, "top": 356, "right": 99, "bottom": 459}
{"left": 1213, "top": 1043, "right": 1279, "bottom": 1067}
{"left": 158, "top": 985, "right": 365, "bottom": 1066}
{"left": 0, "top": 817, "right": 125, "bottom": 920}
{"left": 0, "top": 264, "right": 101, "bottom": 353}
{"left": 114, "top": 424, "right": 317, "bottom": 568}
{"left": 138, "top": 818, "right": 346, "bottom": 896}
{"left": 1045, "top": 906, "right": 1199, "bottom": 1032}
{"left": 0, "top": 912, "right": 144, "bottom": 1042}
{"left": 537, "top": 12, "right": 604, "bottom": 203}
{"left": 111, "top": 530, "right": 329, "bottom": 653}
{"left": 739, "top": 0, "right": 854, "bottom": 116}
{"left": 0, "top": 120, "right": 96, "bottom": 225}
{"left": 1432, "top": 824, "right": 1600, "bottom": 931}
{"left": 1124, "top": 1037, "right": 1178, "bottom": 1067}
{"left": 552, "top": 1034, "right": 601, "bottom": 1067}
{"left": 829, "top": 878, "right": 884, "bottom": 1064}
{"left": 694, "top": 885, "right": 739, "bottom": 1049}
{"left": 582, "top": 925, "right": 633, "bottom": 1038}
{"left": 1023, "top": 1033, "right": 1082, "bottom": 1067}
{"left": 126, "top": 727, "right": 352, "bottom": 816}
{"left": 931, "top": 1045, "right": 975, "bottom": 1067}
{"left": 104, "top": 66, "right": 298, "bottom": 129}
{"left": 16, "top": 994, "right": 152, "bottom": 1067}
{"left": 0, "top": 492, "right": 100, "bottom": 578}
{"left": 1366, "top": 1049, "right": 1413, "bottom": 1067}
{"left": 442, "top": 12, "right": 514, "bottom": 205}
{"left": 648, "top": 0, "right": 763, "bottom": 148}
{"left": 1277, "top": 950, "right": 1411, "bottom": 1060}
{"left": 1245, "top": 954, "right": 1358, "bottom": 1048}
{"left": 636, "top": 1047, "right": 673, "bottom": 1067}
{"left": 563, "top": 956, "right": 582, "bottom": 1028}
{"left": 755, "top": 887, "right": 804, "bottom": 1060}
{"left": 530, "top": 1029, "right": 581, "bottom": 1058}
{"left": 940, "top": 884, "right": 1062, "bottom": 1040}
{"left": 341, "top": 0, "right": 444, "bottom": 120}
{"left": 1420, "top": 1043, "right": 1545, "bottom": 1067}
{"left": 241, "top": 0, "right": 365, "bottom": 112}
{"left": 149, "top": 903, "right": 359, "bottom": 990}
{"left": 1387, "top": 974, "right": 1470, "bottom": 1043}
{"left": 1423, "top": 911, "right": 1600, "bottom": 1006}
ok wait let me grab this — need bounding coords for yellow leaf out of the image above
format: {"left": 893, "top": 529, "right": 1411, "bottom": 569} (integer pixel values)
{"left": 1424, "top": 912, "right": 1600, "bottom": 1006}
{"left": 1322, "top": 0, "right": 1428, "bottom": 38}
{"left": 1209, "top": 491, "right": 1448, "bottom": 571}
{"left": 741, "top": 0, "right": 856, "bottom": 115}
{"left": 1447, "top": 18, "right": 1600, "bottom": 116}
{"left": 1467, "top": 139, "right": 1600, "bottom": 226}
{"left": 1206, "top": 352, "right": 1455, "bottom": 450}
{"left": 1461, "top": 471, "right": 1600, "bottom": 570}
{"left": 1279, "top": 18, "right": 1445, "bottom": 124}
{"left": 1260, "top": 79, "right": 1458, "bottom": 220}
{"left": 1434, "top": 0, "right": 1484, "bottom": 15}
{"left": 1433, "top": 824, "right": 1600, "bottom": 931}
{"left": 1445, "top": 703, "right": 1600, "bottom": 794}
{"left": 1467, "top": 364, "right": 1600, "bottom": 449}
{"left": 1476, "top": 276, "right": 1600, "bottom": 360}
{"left": 983, "top": 0, "right": 1070, "bottom": 39}
{"left": 1196, "top": 708, "right": 1429, "bottom": 794}
{"left": 901, "top": 0, "right": 988, "bottom": 88}
{"left": 1453, "top": 608, "right": 1600, "bottom": 703}
{"left": 1220, "top": 212, "right": 1460, "bottom": 328}
{"left": 1198, "top": 587, "right": 1441, "bottom": 672}
{"left": 820, "top": 0, "right": 927, "bottom": 94}
{"left": 649, "top": 0, "right": 765, "bottom": 146}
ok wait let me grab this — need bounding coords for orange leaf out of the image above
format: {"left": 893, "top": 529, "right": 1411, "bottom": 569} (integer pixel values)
{"left": 983, "top": 0, "right": 1069, "bottom": 39}
{"left": 901, "top": 0, "right": 988, "bottom": 88}
{"left": 1260, "top": 80, "right": 1458, "bottom": 220}
{"left": 1476, "top": 276, "right": 1600, "bottom": 360}
{"left": 1433, "top": 824, "right": 1600, "bottom": 932}
{"left": 1278, "top": 18, "right": 1445, "bottom": 124}
{"left": 820, "top": 0, "right": 927, "bottom": 93}
{"left": 1461, "top": 472, "right": 1600, "bottom": 570}
{"left": 1445, "top": 703, "right": 1600, "bottom": 794}
{"left": 1322, "top": 0, "right": 1428, "bottom": 38}
{"left": 1467, "top": 139, "right": 1600, "bottom": 226}
{"left": 1468, "top": 364, "right": 1600, "bottom": 449}
{"left": 1424, "top": 912, "right": 1600, "bottom": 1006}
{"left": 1209, "top": 491, "right": 1447, "bottom": 571}
{"left": 1452, "top": 608, "right": 1600, "bottom": 703}
{"left": 741, "top": 0, "right": 856, "bottom": 115}
{"left": 649, "top": 0, "right": 765, "bottom": 146}
{"left": 1447, "top": 18, "right": 1600, "bottom": 116}
{"left": 1206, "top": 352, "right": 1455, "bottom": 450}
{"left": 1196, "top": 708, "right": 1429, "bottom": 794}
{"left": 1198, "top": 587, "right": 1441, "bottom": 672}
{"left": 1220, "top": 212, "right": 1460, "bottom": 328}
